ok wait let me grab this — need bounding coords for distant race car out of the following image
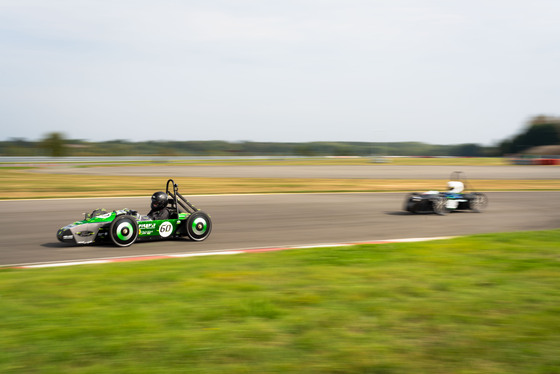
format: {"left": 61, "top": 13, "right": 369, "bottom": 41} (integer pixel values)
{"left": 403, "top": 172, "right": 488, "bottom": 215}
{"left": 57, "top": 179, "right": 212, "bottom": 246}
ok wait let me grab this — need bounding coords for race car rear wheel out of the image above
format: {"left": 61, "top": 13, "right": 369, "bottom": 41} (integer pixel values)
{"left": 470, "top": 192, "right": 488, "bottom": 213}
{"left": 185, "top": 211, "right": 212, "bottom": 241}
{"left": 109, "top": 215, "right": 139, "bottom": 247}
{"left": 432, "top": 196, "right": 450, "bottom": 216}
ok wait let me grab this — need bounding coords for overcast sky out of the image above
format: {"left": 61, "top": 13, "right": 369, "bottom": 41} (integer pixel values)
{"left": 1, "top": 0, "right": 559, "bottom": 145}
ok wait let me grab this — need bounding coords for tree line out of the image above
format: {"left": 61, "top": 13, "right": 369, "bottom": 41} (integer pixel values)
{"left": 0, "top": 138, "right": 496, "bottom": 157}
{"left": 2, "top": 115, "right": 559, "bottom": 157}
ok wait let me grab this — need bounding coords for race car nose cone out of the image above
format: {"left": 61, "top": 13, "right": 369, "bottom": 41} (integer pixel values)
{"left": 57, "top": 228, "right": 75, "bottom": 243}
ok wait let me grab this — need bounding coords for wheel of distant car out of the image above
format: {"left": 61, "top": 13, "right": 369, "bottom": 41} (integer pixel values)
{"left": 404, "top": 193, "right": 419, "bottom": 213}
{"left": 469, "top": 192, "right": 488, "bottom": 213}
{"left": 185, "top": 211, "right": 212, "bottom": 241}
{"left": 110, "top": 215, "right": 139, "bottom": 247}
{"left": 431, "top": 196, "right": 450, "bottom": 215}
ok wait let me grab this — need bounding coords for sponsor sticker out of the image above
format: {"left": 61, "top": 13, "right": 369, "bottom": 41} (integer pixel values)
{"left": 158, "top": 221, "right": 173, "bottom": 238}
{"left": 139, "top": 223, "right": 156, "bottom": 230}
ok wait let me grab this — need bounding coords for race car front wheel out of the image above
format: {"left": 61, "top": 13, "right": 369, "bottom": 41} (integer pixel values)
{"left": 470, "top": 192, "right": 488, "bottom": 213}
{"left": 185, "top": 211, "right": 212, "bottom": 241}
{"left": 404, "top": 193, "right": 420, "bottom": 213}
{"left": 109, "top": 215, "right": 139, "bottom": 247}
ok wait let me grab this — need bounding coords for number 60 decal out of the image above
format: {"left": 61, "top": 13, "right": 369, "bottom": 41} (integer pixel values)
{"left": 158, "top": 221, "right": 173, "bottom": 238}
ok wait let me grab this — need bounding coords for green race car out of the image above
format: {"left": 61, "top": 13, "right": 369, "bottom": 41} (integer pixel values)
{"left": 57, "top": 179, "right": 212, "bottom": 247}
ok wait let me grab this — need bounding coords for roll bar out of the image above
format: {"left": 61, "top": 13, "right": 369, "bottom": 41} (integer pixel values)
{"left": 166, "top": 179, "right": 199, "bottom": 214}
{"left": 450, "top": 171, "right": 479, "bottom": 193}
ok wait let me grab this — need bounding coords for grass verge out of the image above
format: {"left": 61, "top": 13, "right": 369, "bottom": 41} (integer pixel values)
{"left": 1, "top": 230, "right": 559, "bottom": 373}
{"left": 2, "top": 169, "right": 560, "bottom": 199}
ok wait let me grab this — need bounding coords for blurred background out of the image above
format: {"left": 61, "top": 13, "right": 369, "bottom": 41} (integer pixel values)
{"left": 0, "top": 114, "right": 559, "bottom": 159}
{"left": 1, "top": 1, "right": 559, "bottom": 157}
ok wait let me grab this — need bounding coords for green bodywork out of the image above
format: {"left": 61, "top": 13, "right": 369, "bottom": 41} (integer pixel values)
{"left": 137, "top": 214, "right": 188, "bottom": 238}
{"left": 57, "top": 209, "right": 190, "bottom": 245}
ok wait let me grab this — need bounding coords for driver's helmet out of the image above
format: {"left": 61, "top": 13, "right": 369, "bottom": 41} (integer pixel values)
{"left": 151, "top": 191, "right": 168, "bottom": 210}
{"left": 447, "top": 181, "right": 464, "bottom": 194}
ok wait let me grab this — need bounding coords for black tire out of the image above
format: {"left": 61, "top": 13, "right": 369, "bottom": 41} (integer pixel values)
{"left": 185, "top": 211, "right": 212, "bottom": 241}
{"left": 404, "top": 193, "right": 419, "bottom": 213}
{"left": 406, "top": 201, "right": 418, "bottom": 214}
{"left": 432, "top": 196, "right": 450, "bottom": 216}
{"left": 109, "top": 215, "right": 139, "bottom": 247}
{"left": 469, "top": 192, "right": 488, "bottom": 213}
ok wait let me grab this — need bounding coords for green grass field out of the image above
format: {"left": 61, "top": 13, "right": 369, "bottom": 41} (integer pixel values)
{"left": 1, "top": 230, "right": 559, "bottom": 373}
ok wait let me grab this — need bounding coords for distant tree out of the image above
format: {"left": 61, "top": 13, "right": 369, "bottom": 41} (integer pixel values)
{"left": 498, "top": 139, "right": 513, "bottom": 155}
{"left": 1, "top": 138, "right": 37, "bottom": 156}
{"left": 451, "top": 143, "right": 483, "bottom": 157}
{"left": 40, "top": 132, "right": 67, "bottom": 157}
{"left": 499, "top": 115, "right": 560, "bottom": 154}
{"left": 333, "top": 144, "right": 354, "bottom": 156}
{"left": 294, "top": 144, "right": 314, "bottom": 156}
{"left": 522, "top": 119, "right": 560, "bottom": 145}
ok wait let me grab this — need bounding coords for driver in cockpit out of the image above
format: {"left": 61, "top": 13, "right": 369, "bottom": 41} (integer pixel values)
{"left": 147, "top": 191, "right": 171, "bottom": 220}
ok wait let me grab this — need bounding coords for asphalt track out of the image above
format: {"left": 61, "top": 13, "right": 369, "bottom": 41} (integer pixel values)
{"left": 1, "top": 191, "right": 559, "bottom": 267}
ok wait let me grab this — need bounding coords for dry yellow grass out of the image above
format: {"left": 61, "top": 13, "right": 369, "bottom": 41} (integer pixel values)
{"left": 2, "top": 169, "right": 559, "bottom": 199}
